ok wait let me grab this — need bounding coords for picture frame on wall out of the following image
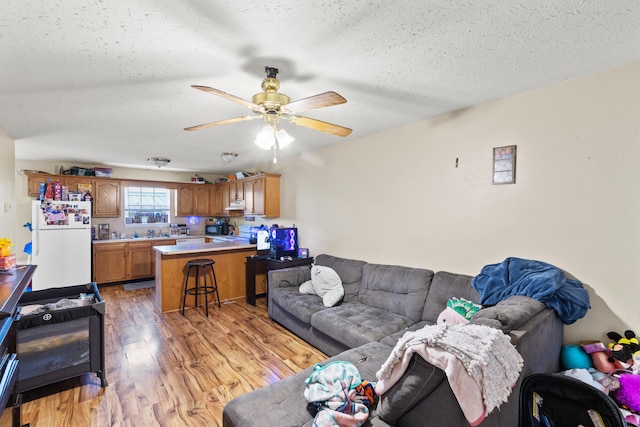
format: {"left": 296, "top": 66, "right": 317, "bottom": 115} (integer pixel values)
{"left": 493, "top": 145, "right": 517, "bottom": 185}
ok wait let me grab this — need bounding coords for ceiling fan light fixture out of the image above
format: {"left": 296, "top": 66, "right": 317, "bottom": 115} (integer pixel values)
{"left": 255, "top": 126, "right": 275, "bottom": 150}
{"left": 221, "top": 152, "right": 239, "bottom": 163}
{"left": 275, "top": 128, "right": 294, "bottom": 148}
{"left": 147, "top": 157, "right": 171, "bottom": 168}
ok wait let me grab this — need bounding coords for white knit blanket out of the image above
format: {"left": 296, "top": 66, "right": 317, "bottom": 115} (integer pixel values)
{"left": 376, "top": 324, "right": 523, "bottom": 423}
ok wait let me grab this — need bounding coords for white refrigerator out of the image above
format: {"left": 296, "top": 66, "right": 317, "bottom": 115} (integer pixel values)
{"left": 31, "top": 200, "right": 92, "bottom": 291}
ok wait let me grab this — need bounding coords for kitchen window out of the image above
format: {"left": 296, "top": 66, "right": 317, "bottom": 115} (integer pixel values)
{"left": 124, "top": 187, "right": 170, "bottom": 225}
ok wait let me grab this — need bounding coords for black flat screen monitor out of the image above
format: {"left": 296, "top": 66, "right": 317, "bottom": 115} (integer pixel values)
{"left": 269, "top": 227, "right": 298, "bottom": 259}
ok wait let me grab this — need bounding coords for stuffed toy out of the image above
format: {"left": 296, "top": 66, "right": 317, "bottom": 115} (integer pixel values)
{"left": 436, "top": 297, "right": 482, "bottom": 326}
{"left": 299, "top": 265, "right": 344, "bottom": 307}
{"left": 614, "top": 373, "right": 640, "bottom": 414}
{"left": 607, "top": 330, "right": 637, "bottom": 370}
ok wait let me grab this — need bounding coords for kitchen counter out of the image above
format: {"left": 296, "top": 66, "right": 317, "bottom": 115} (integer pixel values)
{"left": 153, "top": 240, "right": 258, "bottom": 312}
{"left": 92, "top": 235, "right": 207, "bottom": 244}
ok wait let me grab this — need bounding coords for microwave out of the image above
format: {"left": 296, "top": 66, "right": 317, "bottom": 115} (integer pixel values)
{"left": 205, "top": 223, "right": 227, "bottom": 236}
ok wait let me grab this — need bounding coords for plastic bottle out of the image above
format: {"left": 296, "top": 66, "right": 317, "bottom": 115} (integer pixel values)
{"left": 134, "top": 230, "right": 139, "bottom": 238}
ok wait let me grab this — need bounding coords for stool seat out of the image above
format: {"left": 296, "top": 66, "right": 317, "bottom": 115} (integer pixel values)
{"left": 181, "top": 258, "right": 220, "bottom": 316}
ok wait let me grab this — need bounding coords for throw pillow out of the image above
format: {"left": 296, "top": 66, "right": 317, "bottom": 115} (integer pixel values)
{"left": 298, "top": 265, "right": 344, "bottom": 307}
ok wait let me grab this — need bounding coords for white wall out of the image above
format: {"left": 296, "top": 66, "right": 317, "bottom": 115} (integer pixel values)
{"left": 262, "top": 62, "right": 640, "bottom": 344}
{"left": 0, "top": 126, "right": 16, "bottom": 242}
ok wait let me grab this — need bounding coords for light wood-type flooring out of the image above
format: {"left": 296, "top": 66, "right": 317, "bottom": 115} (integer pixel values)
{"left": 0, "top": 284, "right": 327, "bottom": 426}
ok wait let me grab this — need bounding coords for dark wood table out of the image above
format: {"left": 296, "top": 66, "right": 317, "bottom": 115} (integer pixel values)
{"left": 0, "top": 264, "right": 36, "bottom": 427}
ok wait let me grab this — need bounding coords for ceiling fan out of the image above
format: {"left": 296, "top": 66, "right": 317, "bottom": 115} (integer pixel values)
{"left": 184, "top": 67, "right": 352, "bottom": 138}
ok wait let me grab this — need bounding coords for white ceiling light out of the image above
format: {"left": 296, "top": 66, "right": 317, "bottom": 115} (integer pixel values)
{"left": 221, "top": 152, "right": 239, "bottom": 163}
{"left": 147, "top": 157, "right": 171, "bottom": 168}
{"left": 254, "top": 125, "right": 294, "bottom": 150}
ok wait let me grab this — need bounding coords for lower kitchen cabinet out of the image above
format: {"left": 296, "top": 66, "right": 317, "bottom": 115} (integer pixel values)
{"left": 126, "top": 241, "right": 153, "bottom": 279}
{"left": 93, "top": 239, "right": 176, "bottom": 284}
{"left": 93, "top": 242, "right": 127, "bottom": 283}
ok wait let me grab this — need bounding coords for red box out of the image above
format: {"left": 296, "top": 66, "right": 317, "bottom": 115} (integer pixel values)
{"left": 0, "top": 254, "right": 16, "bottom": 269}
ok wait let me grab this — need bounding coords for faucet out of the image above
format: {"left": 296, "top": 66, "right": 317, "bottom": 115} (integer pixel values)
{"left": 147, "top": 229, "right": 155, "bottom": 238}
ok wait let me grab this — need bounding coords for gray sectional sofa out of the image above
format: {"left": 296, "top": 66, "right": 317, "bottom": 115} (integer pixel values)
{"left": 223, "top": 254, "right": 564, "bottom": 427}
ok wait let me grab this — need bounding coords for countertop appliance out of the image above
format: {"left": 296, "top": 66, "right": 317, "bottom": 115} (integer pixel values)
{"left": 31, "top": 200, "right": 92, "bottom": 291}
{"left": 205, "top": 219, "right": 228, "bottom": 236}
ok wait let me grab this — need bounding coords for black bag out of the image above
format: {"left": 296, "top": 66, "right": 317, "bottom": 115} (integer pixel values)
{"left": 519, "top": 373, "right": 626, "bottom": 427}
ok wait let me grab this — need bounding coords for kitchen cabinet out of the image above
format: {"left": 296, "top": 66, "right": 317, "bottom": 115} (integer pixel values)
{"left": 26, "top": 172, "right": 120, "bottom": 217}
{"left": 209, "top": 185, "right": 224, "bottom": 216}
{"left": 177, "top": 184, "right": 212, "bottom": 216}
{"left": 93, "top": 242, "right": 127, "bottom": 283}
{"left": 94, "top": 239, "right": 176, "bottom": 284}
{"left": 243, "top": 174, "right": 280, "bottom": 217}
{"left": 93, "top": 180, "right": 121, "bottom": 217}
{"left": 126, "top": 241, "right": 153, "bottom": 279}
{"left": 26, "top": 173, "right": 94, "bottom": 198}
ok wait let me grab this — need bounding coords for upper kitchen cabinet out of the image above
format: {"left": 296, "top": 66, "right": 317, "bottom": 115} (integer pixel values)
{"left": 26, "top": 173, "right": 94, "bottom": 198}
{"left": 176, "top": 184, "right": 213, "bottom": 216}
{"left": 244, "top": 174, "right": 280, "bottom": 217}
{"left": 93, "top": 180, "right": 121, "bottom": 217}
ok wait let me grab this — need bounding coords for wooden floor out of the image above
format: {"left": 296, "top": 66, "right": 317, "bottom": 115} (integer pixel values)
{"left": 1, "top": 284, "right": 327, "bottom": 427}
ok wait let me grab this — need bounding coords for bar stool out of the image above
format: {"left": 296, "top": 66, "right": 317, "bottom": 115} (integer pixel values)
{"left": 181, "top": 258, "right": 220, "bottom": 317}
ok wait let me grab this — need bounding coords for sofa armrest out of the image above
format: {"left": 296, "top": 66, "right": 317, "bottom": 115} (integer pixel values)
{"left": 268, "top": 266, "right": 312, "bottom": 290}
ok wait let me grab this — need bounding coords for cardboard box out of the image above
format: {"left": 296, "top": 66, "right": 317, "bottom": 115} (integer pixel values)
{"left": 0, "top": 254, "right": 17, "bottom": 269}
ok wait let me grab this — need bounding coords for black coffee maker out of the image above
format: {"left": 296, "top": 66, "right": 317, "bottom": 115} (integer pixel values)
{"left": 216, "top": 219, "right": 229, "bottom": 235}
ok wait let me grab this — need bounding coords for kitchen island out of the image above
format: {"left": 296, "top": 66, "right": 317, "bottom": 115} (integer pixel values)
{"left": 154, "top": 240, "right": 260, "bottom": 313}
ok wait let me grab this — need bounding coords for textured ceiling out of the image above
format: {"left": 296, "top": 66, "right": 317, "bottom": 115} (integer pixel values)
{"left": 1, "top": 1, "right": 639, "bottom": 174}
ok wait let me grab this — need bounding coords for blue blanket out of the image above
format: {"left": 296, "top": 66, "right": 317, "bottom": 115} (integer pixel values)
{"left": 471, "top": 257, "right": 590, "bottom": 325}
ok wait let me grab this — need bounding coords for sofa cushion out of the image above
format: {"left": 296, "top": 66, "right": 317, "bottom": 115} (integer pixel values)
{"left": 311, "top": 303, "right": 416, "bottom": 349}
{"left": 470, "top": 295, "right": 547, "bottom": 332}
{"left": 358, "top": 263, "right": 433, "bottom": 322}
{"left": 376, "top": 353, "right": 447, "bottom": 423}
{"left": 421, "top": 271, "right": 481, "bottom": 323}
{"left": 222, "top": 342, "right": 392, "bottom": 427}
{"left": 315, "top": 254, "right": 366, "bottom": 303}
{"left": 270, "top": 287, "right": 327, "bottom": 323}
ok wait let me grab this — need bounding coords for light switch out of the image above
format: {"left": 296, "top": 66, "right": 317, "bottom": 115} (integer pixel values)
{"left": 3, "top": 202, "right": 10, "bottom": 212}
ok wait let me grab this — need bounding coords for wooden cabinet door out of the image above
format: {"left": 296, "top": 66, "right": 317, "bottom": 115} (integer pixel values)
{"left": 93, "top": 181, "right": 121, "bottom": 217}
{"left": 27, "top": 174, "right": 46, "bottom": 197}
{"left": 177, "top": 185, "right": 195, "bottom": 216}
{"left": 252, "top": 176, "right": 266, "bottom": 215}
{"left": 220, "top": 181, "right": 231, "bottom": 210}
{"left": 208, "top": 185, "right": 223, "bottom": 216}
{"left": 93, "top": 243, "right": 127, "bottom": 283}
{"left": 193, "top": 185, "right": 211, "bottom": 216}
{"left": 229, "top": 181, "right": 244, "bottom": 202}
{"left": 262, "top": 174, "right": 280, "bottom": 218}
{"left": 127, "top": 241, "right": 153, "bottom": 279}
{"left": 243, "top": 176, "right": 265, "bottom": 215}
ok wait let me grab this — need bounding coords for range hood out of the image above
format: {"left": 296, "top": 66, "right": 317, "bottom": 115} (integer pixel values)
{"left": 225, "top": 200, "right": 245, "bottom": 211}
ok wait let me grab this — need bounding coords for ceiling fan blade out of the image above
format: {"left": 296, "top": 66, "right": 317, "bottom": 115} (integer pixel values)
{"left": 284, "top": 91, "right": 347, "bottom": 113}
{"left": 184, "top": 115, "right": 261, "bottom": 131}
{"left": 191, "top": 85, "right": 261, "bottom": 111}
{"left": 285, "top": 114, "right": 352, "bottom": 137}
